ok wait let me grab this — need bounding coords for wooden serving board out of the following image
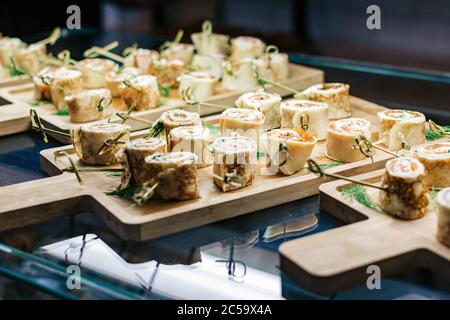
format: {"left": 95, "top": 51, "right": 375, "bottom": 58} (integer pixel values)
{"left": 0, "top": 97, "right": 394, "bottom": 242}
{"left": 0, "top": 64, "right": 323, "bottom": 141}
{"left": 279, "top": 168, "right": 450, "bottom": 296}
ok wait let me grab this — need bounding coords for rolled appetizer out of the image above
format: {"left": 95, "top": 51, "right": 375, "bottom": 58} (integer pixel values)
{"left": 219, "top": 108, "right": 265, "bottom": 146}
{"left": 78, "top": 58, "right": 117, "bottom": 89}
{"left": 50, "top": 67, "right": 84, "bottom": 110}
{"left": 105, "top": 67, "right": 141, "bottom": 98}
{"left": 33, "top": 67, "right": 55, "bottom": 101}
{"left": 72, "top": 122, "right": 131, "bottom": 165}
{"left": 157, "top": 59, "right": 185, "bottom": 88}
{"left": 326, "top": 118, "right": 372, "bottom": 162}
{"left": 65, "top": 89, "right": 113, "bottom": 123}
{"left": 160, "top": 43, "right": 194, "bottom": 65}
{"left": 170, "top": 126, "right": 212, "bottom": 168}
{"left": 144, "top": 152, "right": 199, "bottom": 200}
{"left": 221, "top": 59, "right": 259, "bottom": 91}
{"left": 268, "top": 52, "right": 289, "bottom": 82}
{"left": 14, "top": 43, "right": 46, "bottom": 75}
{"left": 191, "top": 22, "right": 229, "bottom": 55}
{"left": 191, "top": 53, "right": 225, "bottom": 80}
{"left": 178, "top": 71, "right": 218, "bottom": 101}
{"left": 160, "top": 109, "right": 201, "bottom": 140}
{"left": 124, "top": 48, "right": 159, "bottom": 75}
{"left": 213, "top": 136, "right": 257, "bottom": 192}
{"left": 235, "top": 90, "right": 282, "bottom": 130}
{"left": 0, "top": 37, "right": 24, "bottom": 65}
{"left": 121, "top": 74, "right": 160, "bottom": 111}
{"left": 294, "top": 83, "right": 351, "bottom": 120}
{"left": 261, "top": 129, "right": 317, "bottom": 176}
{"left": 436, "top": 188, "right": 450, "bottom": 247}
{"left": 415, "top": 142, "right": 450, "bottom": 188}
{"left": 230, "top": 36, "right": 265, "bottom": 61}
{"left": 280, "top": 99, "right": 329, "bottom": 140}
{"left": 380, "top": 157, "right": 429, "bottom": 220}
{"left": 122, "top": 138, "right": 167, "bottom": 188}
{"left": 377, "top": 109, "right": 426, "bottom": 151}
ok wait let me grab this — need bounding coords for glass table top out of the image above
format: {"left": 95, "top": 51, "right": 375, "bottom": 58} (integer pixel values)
{"left": 0, "top": 29, "right": 449, "bottom": 300}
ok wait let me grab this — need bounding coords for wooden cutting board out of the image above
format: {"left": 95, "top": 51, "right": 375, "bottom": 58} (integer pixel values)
{"left": 0, "top": 64, "right": 323, "bottom": 141}
{"left": 279, "top": 168, "right": 450, "bottom": 296}
{"left": 0, "top": 97, "right": 394, "bottom": 241}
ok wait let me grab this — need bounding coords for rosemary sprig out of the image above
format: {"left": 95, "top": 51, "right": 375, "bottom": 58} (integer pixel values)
{"left": 341, "top": 185, "right": 380, "bottom": 211}
{"left": 54, "top": 108, "right": 69, "bottom": 116}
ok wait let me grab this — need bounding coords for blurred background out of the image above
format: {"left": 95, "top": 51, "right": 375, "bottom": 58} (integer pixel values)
{"left": 1, "top": 0, "right": 449, "bottom": 72}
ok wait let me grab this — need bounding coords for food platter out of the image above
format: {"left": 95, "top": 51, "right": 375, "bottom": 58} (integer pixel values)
{"left": 279, "top": 155, "right": 450, "bottom": 295}
{"left": 0, "top": 97, "right": 397, "bottom": 241}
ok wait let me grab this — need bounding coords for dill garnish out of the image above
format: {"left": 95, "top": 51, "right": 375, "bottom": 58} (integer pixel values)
{"left": 341, "top": 185, "right": 380, "bottom": 211}
{"left": 147, "top": 119, "right": 164, "bottom": 137}
{"left": 53, "top": 108, "right": 69, "bottom": 116}
{"left": 106, "top": 186, "right": 140, "bottom": 200}
{"left": 426, "top": 127, "right": 450, "bottom": 141}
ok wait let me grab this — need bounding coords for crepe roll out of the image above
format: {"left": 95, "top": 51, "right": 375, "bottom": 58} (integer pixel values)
{"left": 213, "top": 136, "right": 257, "bottom": 192}
{"left": 295, "top": 83, "right": 351, "bottom": 120}
{"left": 0, "top": 37, "right": 24, "bottom": 65}
{"left": 178, "top": 71, "right": 218, "bottom": 101}
{"left": 170, "top": 126, "right": 212, "bottom": 168}
{"left": 191, "top": 28, "right": 229, "bottom": 55}
{"left": 160, "top": 43, "right": 194, "bottom": 65}
{"left": 377, "top": 109, "right": 426, "bottom": 151}
{"left": 78, "top": 58, "right": 117, "bottom": 89}
{"left": 72, "top": 122, "right": 131, "bottom": 165}
{"left": 65, "top": 89, "right": 113, "bottom": 123}
{"left": 269, "top": 52, "right": 289, "bottom": 82}
{"left": 231, "top": 36, "right": 265, "bottom": 61}
{"left": 326, "top": 118, "right": 372, "bottom": 162}
{"left": 144, "top": 152, "right": 199, "bottom": 200}
{"left": 124, "top": 48, "right": 159, "bottom": 75}
{"left": 262, "top": 129, "right": 317, "bottom": 176}
{"left": 280, "top": 99, "right": 329, "bottom": 140}
{"left": 105, "top": 67, "right": 141, "bottom": 98}
{"left": 415, "top": 142, "right": 450, "bottom": 188}
{"left": 235, "top": 90, "right": 282, "bottom": 130}
{"left": 221, "top": 59, "right": 259, "bottom": 91}
{"left": 123, "top": 138, "right": 167, "bottom": 188}
{"left": 50, "top": 67, "right": 84, "bottom": 110}
{"left": 14, "top": 44, "right": 46, "bottom": 75}
{"left": 157, "top": 59, "right": 185, "bottom": 88}
{"left": 160, "top": 109, "right": 201, "bottom": 139}
{"left": 121, "top": 75, "right": 160, "bottom": 111}
{"left": 191, "top": 53, "right": 225, "bottom": 80}
{"left": 33, "top": 67, "right": 55, "bottom": 101}
{"left": 380, "top": 157, "right": 429, "bottom": 220}
{"left": 436, "top": 188, "right": 450, "bottom": 247}
{"left": 219, "top": 108, "right": 265, "bottom": 146}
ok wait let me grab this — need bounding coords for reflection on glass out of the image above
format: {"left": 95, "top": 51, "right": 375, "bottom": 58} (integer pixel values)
{"left": 263, "top": 214, "right": 318, "bottom": 243}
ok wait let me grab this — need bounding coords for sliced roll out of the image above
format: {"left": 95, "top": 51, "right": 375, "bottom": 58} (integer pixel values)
{"left": 294, "top": 83, "right": 351, "bottom": 120}
{"left": 0, "top": 37, "right": 24, "bottom": 65}
{"left": 191, "top": 53, "right": 225, "bottom": 80}
{"left": 50, "top": 67, "right": 84, "bottom": 110}
{"left": 230, "top": 36, "right": 265, "bottom": 61}
{"left": 269, "top": 52, "right": 289, "bottom": 82}
{"left": 436, "top": 188, "right": 450, "bottom": 247}
{"left": 160, "top": 109, "right": 201, "bottom": 139}
{"left": 120, "top": 75, "right": 160, "bottom": 111}
{"left": 219, "top": 108, "right": 265, "bottom": 146}
{"left": 235, "top": 90, "right": 282, "bottom": 130}
{"left": 380, "top": 157, "right": 429, "bottom": 220}
{"left": 14, "top": 44, "right": 46, "bottom": 75}
{"left": 121, "top": 138, "right": 167, "bottom": 188}
{"left": 377, "top": 109, "right": 426, "bottom": 151}
{"left": 326, "top": 118, "right": 372, "bottom": 162}
{"left": 178, "top": 71, "right": 218, "bottom": 100}
{"left": 33, "top": 67, "right": 55, "bottom": 101}
{"left": 124, "top": 48, "right": 159, "bottom": 75}
{"left": 78, "top": 58, "right": 117, "bottom": 89}
{"left": 261, "top": 128, "right": 317, "bottom": 176}
{"left": 157, "top": 59, "right": 185, "bottom": 88}
{"left": 213, "top": 136, "right": 257, "bottom": 192}
{"left": 65, "top": 89, "right": 113, "bottom": 123}
{"left": 221, "top": 59, "right": 259, "bottom": 91}
{"left": 280, "top": 99, "right": 329, "bottom": 140}
{"left": 160, "top": 43, "right": 194, "bottom": 65}
{"left": 191, "top": 31, "right": 229, "bottom": 55}
{"left": 170, "top": 126, "right": 212, "bottom": 168}
{"left": 415, "top": 142, "right": 450, "bottom": 188}
{"left": 71, "top": 122, "right": 131, "bottom": 165}
{"left": 144, "top": 152, "right": 199, "bottom": 200}
{"left": 105, "top": 67, "right": 141, "bottom": 98}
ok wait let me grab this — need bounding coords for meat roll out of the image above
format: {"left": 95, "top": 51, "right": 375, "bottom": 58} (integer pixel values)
{"left": 437, "top": 188, "right": 450, "bottom": 247}
{"left": 78, "top": 58, "right": 117, "bottom": 89}
{"left": 219, "top": 108, "right": 265, "bottom": 146}
{"left": 191, "top": 53, "right": 225, "bottom": 80}
{"left": 415, "top": 142, "right": 450, "bottom": 188}
{"left": 170, "top": 126, "right": 212, "bottom": 168}
{"left": 65, "top": 89, "right": 113, "bottom": 123}
{"left": 14, "top": 43, "right": 46, "bottom": 75}
{"left": 121, "top": 75, "right": 160, "bottom": 111}
{"left": 230, "top": 36, "right": 265, "bottom": 61}
{"left": 105, "top": 67, "right": 141, "bottom": 98}
{"left": 124, "top": 48, "right": 159, "bottom": 75}
{"left": 160, "top": 109, "right": 201, "bottom": 141}
{"left": 50, "top": 67, "right": 84, "bottom": 110}
{"left": 178, "top": 71, "right": 217, "bottom": 101}
{"left": 160, "top": 43, "right": 194, "bottom": 65}
{"left": 157, "top": 59, "right": 185, "bottom": 88}
{"left": 33, "top": 67, "right": 55, "bottom": 101}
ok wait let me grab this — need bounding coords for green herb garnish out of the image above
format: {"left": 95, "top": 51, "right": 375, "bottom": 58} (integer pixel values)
{"left": 319, "top": 161, "right": 344, "bottom": 169}
{"left": 106, "top": 186, "right": 140, "bottom": 201}
{"left": 257, "top": 150, "right": 265, "bottom": 159}
{"left": 341, "top": 185, "right": 380, "bottom": 211}
{"left": 426, "top": 126, "right": 450, "bottom": 141}
{"left": 203, "top": 122, "right": 219, "bottom": 136}
{"left": 53, "top": 108, "right": 69, "bottom": 116}
{"left": 161, "top": 85, "right": 171, "bottom": 97}
{"left": 30, "top": 100, "right": 51, "bottom": 107}
{"left": 107, "top": 172, "right": 123, "bottom": 177}
{"left": 147, "top": 119, "right": 164, "bottom": 137}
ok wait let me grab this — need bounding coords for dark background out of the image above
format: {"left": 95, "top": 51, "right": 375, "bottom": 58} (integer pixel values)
{"left": 1, "top": 0, "right": 449, "bottom": 73}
